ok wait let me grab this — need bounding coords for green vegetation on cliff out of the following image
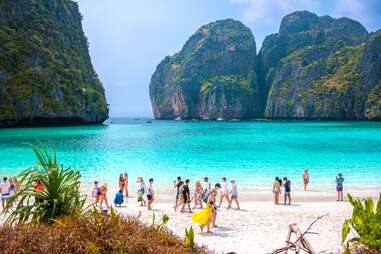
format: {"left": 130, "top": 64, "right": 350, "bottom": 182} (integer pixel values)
{"left": 150, "top": 11, "right": 381, "bottom": 120}
{"left": 0, "top": 0, "right": 108, "bottom": 127}
{"left": 150, "top": 19, "right": 259, "bottom": 120}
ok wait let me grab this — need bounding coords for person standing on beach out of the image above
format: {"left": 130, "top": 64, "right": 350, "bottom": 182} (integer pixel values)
{"left": 193, "top": 180, "right": 203, "bottom": 209}
{"left": 124, "top": 172, "right": 129, "bottom": 197}
{"left": 181, "top": 179, "right": 192, "bottom": 213}
{"left": 335, "top": 173, "right": 344, "bottom": 201}
{"left": 0, "top": 177, "right": 11, "bottom": 209}
{"left": 119, "top": 174, "right": 125, "bottom": 193}
{"left": 174, "top": 181, "right": 184, "bottom": 211}
{"left": 218, "top": 177, "right": 230, "bottom": 208}
{"left": 283, "top": 177, "right": 291, "bottom": 205}
{"left": 137, "top": 177, "right": 147, "bottom": 206}
{"left": 99, "top": 183, "right": 109, "bottom": 210}
{"left": 202, "top": 177, "right": 211, "bottom": 201}
{"left": 272, "top": 177, "right": 281, "bottom": 205}
{"left": 173, "top": 176, "right": 181, "bottom": 209}
{"left": 92, "top": 181, "right": 101, "bottom": 205}
{"left": 303, "top": 169, "right": 309, "bottom": 191}
{"left": 147, "top": 178, "right": 154, "bottom": 210}
{"left": 227, "top": 179, "right": 240, "bottom": 210}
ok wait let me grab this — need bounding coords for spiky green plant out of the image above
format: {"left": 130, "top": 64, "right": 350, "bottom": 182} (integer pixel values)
{"left": 342, "top": 194, "right": 381, "bottom": 253}
{"left": 3, "top": 142, "right": 85, "bottom": 224}
{"left": 184, "top": 226, "right": 195, "bottom": 248}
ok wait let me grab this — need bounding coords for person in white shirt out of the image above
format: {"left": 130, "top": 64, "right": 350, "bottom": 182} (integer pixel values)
{"left": 0, "top": 177, "right": 11, "bottom": 209}
{"left": 202, "top": 176, "right": 211, "bottom": 199}
{"left": 227, "top": 179, "right": 240, "bottom": 210}
{"left": 218, "top": 177, "right": 230, "bottom": 208}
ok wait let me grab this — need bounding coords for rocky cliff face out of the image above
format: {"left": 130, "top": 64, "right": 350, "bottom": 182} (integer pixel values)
{"left": 0, "top": 0, "right": 108, "bottom": 127}
{"left": 150, "top": 11, "right": 381, "bottom": 121}
{"left": 259, "top": 11, "right": 372, "bottom": 119}
{"left": 149, "top": 19, "right": 259, "bottom": 120}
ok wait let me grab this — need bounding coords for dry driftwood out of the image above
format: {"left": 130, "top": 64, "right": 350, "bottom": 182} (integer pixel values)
{"left": 270, "top": 215, "right": 327, "bottom": 254}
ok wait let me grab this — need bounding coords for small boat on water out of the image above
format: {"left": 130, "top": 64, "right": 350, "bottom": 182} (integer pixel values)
{"left": 217, "top": 118, "right": 224, "bottom": 121}
{"left": 175, "top": 117, "right": 182, "bottom": 121}
{"left": 146, "top": 120, "right": 152, "bottom": 123}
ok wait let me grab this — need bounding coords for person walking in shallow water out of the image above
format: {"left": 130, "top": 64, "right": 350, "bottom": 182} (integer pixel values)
{"left": 303, "top": 169, "right": 309, "bottom": 191}
{"left": 335, "top": 173, "right": 344, "bottom": 201}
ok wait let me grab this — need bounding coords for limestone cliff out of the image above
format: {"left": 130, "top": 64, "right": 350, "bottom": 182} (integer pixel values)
{"left": 0, "top": 0, "right": 108, "bottom": 127}
{"left": 149, "top": 19, "right": 259, "bottom": 120}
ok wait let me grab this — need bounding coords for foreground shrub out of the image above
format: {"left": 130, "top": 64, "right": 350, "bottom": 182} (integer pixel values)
{"left": 0, "top": 209, "right": 208, "bottom": 254}
{"left": 342, "top": 194, "right": 381, "bottom": 253}
{"left": 4, "top": 142, "right": 85, "bottom": 224}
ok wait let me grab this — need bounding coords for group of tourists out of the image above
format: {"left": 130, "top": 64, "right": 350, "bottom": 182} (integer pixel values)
{"left": 271, "top": 169, "right": 345, "bottom": 205}
{"left": 173, "top": 176, "right": 240, "bottom": 213}
{"left": 0, "top": 177, "right": 18, "bottom": 209}
{"left": 173, "top": 176, "right": 241, "bottom": 233}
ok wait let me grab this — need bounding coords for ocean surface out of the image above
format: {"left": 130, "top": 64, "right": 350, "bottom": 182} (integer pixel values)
{"left": 0, "top": 118, "right": 381, "bottom": 191}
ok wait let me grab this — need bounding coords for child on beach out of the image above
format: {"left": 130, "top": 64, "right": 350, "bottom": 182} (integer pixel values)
{"left": 303, "top": 169, "right": 309, "bottom": 191}
{"left": 99, "top": 183, "right": 109, "bottom": 210}
{"left": 124, "top": 172, "right": 129, "bottom": 197}
{"left": 173, "top": 176, "right": 181, "bottom": 209}
{"left": 272, "top": 177, "right": 281, "bottom": 205}
{"left": 137, "top": 177, "right": 146, "bottom": 206}
{"left": 283, "top": 177, "right": 291, "bottom": 205}
{"left": 193, "top": 180, "right": 203, "bottom": 209}
{"left": 335, "top": 173, "right": 344, "bottom": 201}
{"left": 147, "top": 178, "right": 154, "bottom": 210}
{"left": 192, "top": 188, "right": 218, "bottom": 233}
{"left": 181, "top": 179, "right": 192, "bottom": 213}
{"left": 218, "top": 177, "right": 230, "bottom": 208}
{"left": 114, "top": 189, "right": 124, "bottom": 207}
{"left": 92, "top": 181, "right": 101, "bottom": 205}
{"left": 227, "top": 179, "right": 240, "bottom": 210}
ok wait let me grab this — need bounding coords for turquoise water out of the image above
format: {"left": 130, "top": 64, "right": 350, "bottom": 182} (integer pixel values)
{"left": 0, "top": 119, "right": 381, "bottom": 191}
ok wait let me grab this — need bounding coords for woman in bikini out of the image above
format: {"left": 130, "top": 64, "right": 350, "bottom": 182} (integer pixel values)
{"left": 124, "top": 172, "right": 129, "bottom": 197}
{"left": 272, "top": 177, "right": 281, "bottom": 205}
{"left": 119, "top": 174, "right": 125, "bottom": 193}
{"left": 99, "top": 183, "right": 109, "bottom": 210}
{"left": 193, "top": 180, "right": 203, "bottom": 209}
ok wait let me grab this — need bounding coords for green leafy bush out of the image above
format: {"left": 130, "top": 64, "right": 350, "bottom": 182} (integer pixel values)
{"left": 342, "top": 194, "right": 381, "bottom": 253}
{"left": 3, "top": 142, "right": 85, "bottom": 224}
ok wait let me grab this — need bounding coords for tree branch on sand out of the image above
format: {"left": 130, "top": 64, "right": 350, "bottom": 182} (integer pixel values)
{"left": 270, "top": 214, "right": 328, "bottom": 254}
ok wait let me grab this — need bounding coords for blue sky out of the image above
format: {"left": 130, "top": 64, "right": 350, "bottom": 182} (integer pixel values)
{"left": 76, "top": 0, "right": 381, "bottom": 117}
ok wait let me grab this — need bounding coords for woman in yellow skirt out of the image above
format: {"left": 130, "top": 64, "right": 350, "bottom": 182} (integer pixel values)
{"left": 192, "top": 188, "right": 218, "bottom": 233}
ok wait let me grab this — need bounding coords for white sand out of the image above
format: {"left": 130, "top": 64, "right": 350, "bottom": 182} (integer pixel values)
{"left": 86, "top": 184, "right": 379, "bottom": 254}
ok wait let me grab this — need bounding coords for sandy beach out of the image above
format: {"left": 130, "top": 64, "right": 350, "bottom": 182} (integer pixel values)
{"left": 81, "top": 183, "right": 379, "bottom": 254}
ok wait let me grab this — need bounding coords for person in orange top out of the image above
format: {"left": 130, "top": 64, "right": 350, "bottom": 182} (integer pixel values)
{"left": 99, "top": 183, "right": 109, "bottom": 210}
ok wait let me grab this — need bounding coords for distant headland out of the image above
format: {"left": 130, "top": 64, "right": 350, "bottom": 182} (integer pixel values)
{"left": 150, "top": 11, "right": 381, "bottom": 121}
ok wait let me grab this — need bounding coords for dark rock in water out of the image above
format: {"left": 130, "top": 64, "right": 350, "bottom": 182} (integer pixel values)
{"left": 149, "top": 19, "right": 260, "bottom": 120}
{"left": 0, "top": 0, "right": 108, "bottom": 127}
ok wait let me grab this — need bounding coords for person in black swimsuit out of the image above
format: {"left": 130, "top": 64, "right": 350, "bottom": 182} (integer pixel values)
{"left": 181, "top": 179, "right": 192, "bottom": 213}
